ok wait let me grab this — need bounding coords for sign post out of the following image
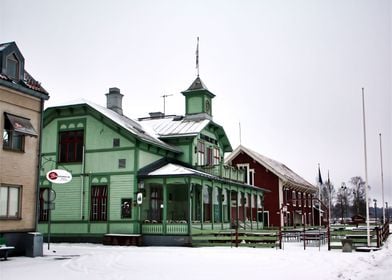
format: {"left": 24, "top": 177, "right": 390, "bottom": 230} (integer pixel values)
{"left": 42, "top": 188, "right": 56, "bottom": 250}
{"left": 44, "top": 169, "right": 72, "bottom": 250}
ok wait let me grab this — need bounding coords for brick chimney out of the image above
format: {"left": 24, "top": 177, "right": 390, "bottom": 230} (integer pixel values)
{"left": 105, "top": 87, "right": 123, "bottom": 115}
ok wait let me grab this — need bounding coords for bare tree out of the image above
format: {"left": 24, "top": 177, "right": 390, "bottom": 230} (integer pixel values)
{"left": 349, "top": 176, "right": 369, "bottom": 217}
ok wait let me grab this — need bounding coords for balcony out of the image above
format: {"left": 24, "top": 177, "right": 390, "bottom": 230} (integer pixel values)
{"left": 195, "top": 164, "right": 245, "bottom": 183}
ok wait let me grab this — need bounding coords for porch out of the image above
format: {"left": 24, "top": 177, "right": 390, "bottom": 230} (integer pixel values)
{"left": 137, "top": 163, "right": 267, "bottom": 245}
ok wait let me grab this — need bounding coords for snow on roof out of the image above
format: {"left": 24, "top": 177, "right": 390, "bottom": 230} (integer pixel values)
{"left": 46, "top": 99, "right": 181, "bottom": 153}
{"left": 226, "top": 145, "right": 317, "bottom": 192}
{"left": 138, "top": 116, "right": 210, "bottom": 138}
{"left": 147, "top": 163, "right": 208, "bottom": 176}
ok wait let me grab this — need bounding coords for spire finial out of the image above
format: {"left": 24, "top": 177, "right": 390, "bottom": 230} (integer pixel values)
{"left": 196, "top": 37, "right": 199, "bottom": 77}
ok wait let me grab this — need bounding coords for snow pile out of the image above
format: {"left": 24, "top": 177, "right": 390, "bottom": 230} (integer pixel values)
{"left": 1, "top": 239, "right": 391, "bottom": 280}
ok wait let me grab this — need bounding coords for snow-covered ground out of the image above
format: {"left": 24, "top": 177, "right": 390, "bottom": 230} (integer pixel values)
{"left": 1, "top": 238, "right": 391, "bottom": 280}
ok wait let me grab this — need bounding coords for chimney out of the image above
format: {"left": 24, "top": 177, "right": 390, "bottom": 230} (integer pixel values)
{"left": 105, "top": 87, "right": 123, "bottom": 115}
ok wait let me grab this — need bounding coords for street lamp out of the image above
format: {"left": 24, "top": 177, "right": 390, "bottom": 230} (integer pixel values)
{"left": 341, "top": 183, "right": 347, "bottom": 224}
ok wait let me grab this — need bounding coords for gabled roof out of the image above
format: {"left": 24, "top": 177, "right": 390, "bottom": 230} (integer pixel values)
{"left": 225, "top": 145, "right": 317, "bottom": 192}
{"left": 44, "top": 99, "right": 181, "bottom": 154}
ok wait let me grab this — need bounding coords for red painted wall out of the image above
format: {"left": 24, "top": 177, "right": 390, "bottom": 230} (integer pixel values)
{"left": 230, "top": 151, "right": 281, "bottom": 227}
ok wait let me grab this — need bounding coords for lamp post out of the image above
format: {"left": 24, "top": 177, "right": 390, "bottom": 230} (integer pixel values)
{"left": 341, "top": 183, "right": 347, "bottom": 223}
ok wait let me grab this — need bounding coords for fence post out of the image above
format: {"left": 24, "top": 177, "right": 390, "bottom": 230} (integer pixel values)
{"left": 376, "top": 227, "right": 380, "bottom": 248}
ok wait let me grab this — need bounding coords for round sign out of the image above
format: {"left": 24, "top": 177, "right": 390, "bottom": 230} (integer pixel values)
{"left": 46, "top": 169, "right": 72, "bottom": 184}
{"left": 42, "top": 189, "right": 56, "bottom": 202}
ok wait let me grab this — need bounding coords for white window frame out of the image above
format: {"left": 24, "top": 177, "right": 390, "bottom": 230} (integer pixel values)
{"left": 237, "top": 163, "right": 254, "bottom": 185}
{"left": 0, "top": 184, "right": 21, "bottom": 219}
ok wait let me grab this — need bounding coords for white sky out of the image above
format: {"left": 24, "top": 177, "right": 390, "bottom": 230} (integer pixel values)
{"left": 1, "top": 0, "right": 391, "bottom": 205}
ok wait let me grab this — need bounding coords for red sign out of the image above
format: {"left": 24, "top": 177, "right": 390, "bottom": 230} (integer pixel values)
{"left": 46, "top": 169, "right": 72, "bottom": 184}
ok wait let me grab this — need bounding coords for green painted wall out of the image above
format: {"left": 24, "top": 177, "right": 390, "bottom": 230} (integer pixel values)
{"left": 51, "top": 176, "right": 82, "bottom": 220}
{"left": 138, "top": 150, "right": 163, "bottom": 168}
{"left": 86, "top": 150, "right": 135, "bottom": 173}
{"left": 84, "top": 115, "right": 135, "bottom": 149}
{"left": 108, "top": 174, "right": 134, "bottom": 220}
{"left": 174, "top": 143, "right": 191, "bottom": 164}
{"left": 186, "top": 95, "right": 203, "bottom": 114}
{"left": 41, "top": 119, "right": 58, "bottom": 154}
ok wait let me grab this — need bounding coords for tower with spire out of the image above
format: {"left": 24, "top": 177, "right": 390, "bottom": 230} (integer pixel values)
{"left": 181, "top": 37, "right": 215, "bottom": 120}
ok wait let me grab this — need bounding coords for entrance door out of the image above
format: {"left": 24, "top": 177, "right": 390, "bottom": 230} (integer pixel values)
{"left": 150, "top": 187, "right": 163, "bottom": 221}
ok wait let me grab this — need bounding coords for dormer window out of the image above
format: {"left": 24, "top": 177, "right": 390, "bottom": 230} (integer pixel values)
{"left": 6, "top": 53, "right": 19, "bottom": 80}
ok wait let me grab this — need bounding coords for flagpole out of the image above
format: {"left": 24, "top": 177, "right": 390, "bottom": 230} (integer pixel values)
{"left": 318, "top": 163, "right": 322, "bottom": 227}
{"left": 328, "top": 171, "right": 331, "bottom": 225}
{"left": 361, "top": 88, "right": 371, "bottom": 247}
{"left": 379, "top": 133, "right": 385, "bottom": 223}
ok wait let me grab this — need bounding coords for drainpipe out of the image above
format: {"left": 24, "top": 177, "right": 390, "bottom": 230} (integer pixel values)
{"left": 80, "top": 145, "right": 86, "bottom": 220}
{"left": 34, "top": 98, "right": 45, "bottom": 231}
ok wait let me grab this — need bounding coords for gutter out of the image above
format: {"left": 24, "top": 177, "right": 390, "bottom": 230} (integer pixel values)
{"left": 0, "top": 79, "right": 49, "bottom": 100}
{"left": 34, "top": 97, "right": 46, "bottom": 231}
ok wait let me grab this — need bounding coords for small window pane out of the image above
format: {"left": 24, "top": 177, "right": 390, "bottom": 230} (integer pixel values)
{"left": 9, "top": 187, "right": 19, "bottom": 217}
{"left": 119, "top": 159, "right": 126, "bottom": 168}
{"left": 113, "top": 138, "right": 120, "bottom": 147}
{"left": 0, "top": 187, "right": 7, "bottom": 216}
{"left": 7, "top": 57, "right": 18, "bottom": 80}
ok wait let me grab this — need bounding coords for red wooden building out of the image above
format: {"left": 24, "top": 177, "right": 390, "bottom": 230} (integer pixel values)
{"left": 225, "top": 145, "right": 319, "bottom": 228}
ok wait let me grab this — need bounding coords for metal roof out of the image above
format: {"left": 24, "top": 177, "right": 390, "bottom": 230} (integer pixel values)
{"left": 45, "top": 99, "right": 181, "bottom": 153}
{"left": 138, "top": 116, "right": 209, "bottom": 138}
{"left": 226, "top": 145, "right": 318, "bottom": 192}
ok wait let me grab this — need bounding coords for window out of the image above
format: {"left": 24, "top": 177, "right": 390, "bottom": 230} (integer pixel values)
{"left": 237, "top": 164, "right": 254, "bottom": 185}
{"left": 292, "top": 191, "right": 296, "bottom": 206}
{"left": 3, "top": 120, "right": 24, "bottom": 151}
{"left": 6, "top": 53, "right": 19, "bottom": 80}
{"left": 90, "top": 185, "right": 108, "bottom": 221}
{"left": 238, "top": 164, "right": 249, "bottom": 184}
{"left": 249, "top": 169, "right": 255, "bottom": 186}
{"left": 118, "top": 159, "right": 126, "bottom": 168}
{"left": 39, "top": 188, "right": 49, "bottom": 222}
{"left": 206, "top": 147, "right": 213, "bottom": 166}
{"left": 3, "top": 113, "right": 37, "bottom": 152}
{"left": 59, "top": 130, "right": 84, "bottom": 163}
{"left": 298, "top": 192, "right": 302, "bottom": 207}
{"left": 0, "top": 184, "right": 21, "bottom": 219}
{"left": 113, "top": 138, "right": 120, "bottom": 147}
{"left": 213, "top": 147, "right": 220, "bottom": 165}
{"left": 197, "top": 140, "right": 205, "bottom": 166}
{"left": 121, "top": 198, "right": 132, "bottom": 218}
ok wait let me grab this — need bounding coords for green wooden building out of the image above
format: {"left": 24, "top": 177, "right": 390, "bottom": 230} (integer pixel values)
{"left": 38, "top": 77, "right": 267, "bottom": 245}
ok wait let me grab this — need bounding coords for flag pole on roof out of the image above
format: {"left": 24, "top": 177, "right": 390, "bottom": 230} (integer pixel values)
{"left": 196, "top": 37, "right": 199, "bottom": 77}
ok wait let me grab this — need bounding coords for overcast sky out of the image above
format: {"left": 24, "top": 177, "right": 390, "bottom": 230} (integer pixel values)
{"left": 1, "top": 0, "right": 391, "bottom": 206}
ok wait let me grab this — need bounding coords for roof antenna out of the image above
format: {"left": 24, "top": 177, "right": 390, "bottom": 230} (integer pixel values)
{"left": 196, "top": 37, "right": 200, "bottom": 77}
{"left": 161, "top": 94, "right": 173, "bottom": 116}
{"left": 239, "top": 121, "right": 242, "bottom": 145}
